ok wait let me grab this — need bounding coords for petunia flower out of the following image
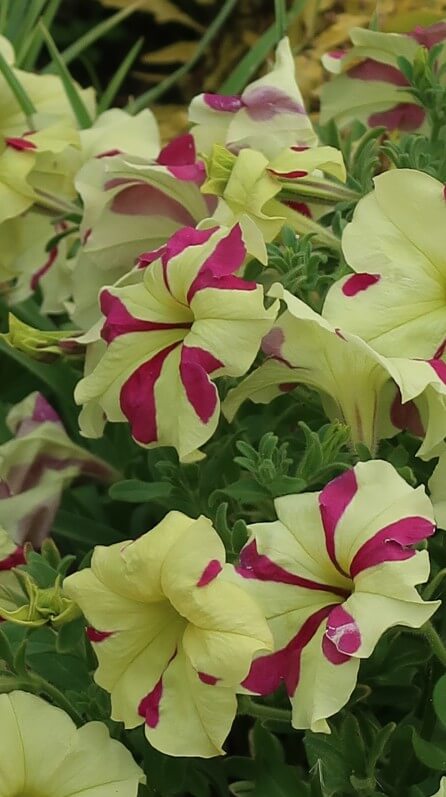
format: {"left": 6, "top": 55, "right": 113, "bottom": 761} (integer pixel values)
{"left": 189, "top": 37, "right": 318, "bottom": 161}
{"left": 79, "top": 107, "right": 160, "bottom": 162}
{"left": 235, "top": 460, "right": 438, "bottom": 732}
{"left": 323, "top": 169, "right": 446, "bottom": 360}
{"left": 430, "top": 776, "right": 446, "bottom": 797}
{"left": 75, "top": 224, "right": 278, "bottom": 459}
{"left": 0, "top": 392, "right": 117, "bottom": 547}
{"left": 71, "top": 133, "right": 212, "bottom": 329}
{"left": 223, "top": 287, "right": 446, "bottom": 458}
{"left": 0, "top": 691, "right": 143, "bottom": 796}
{"left": 63, "top": 511, "right": 272, "bottom": 757}
{"left": 429, "top": 450, "right": 446, "bottom": 529}
{"left": 0, "top": 35, "right": 95, "bottom": 137}
{"left": 320, "top": 24, "right": 446, "bottom": 132}
{"left": 202, "top": 142, "right": 347, "bottom": 259}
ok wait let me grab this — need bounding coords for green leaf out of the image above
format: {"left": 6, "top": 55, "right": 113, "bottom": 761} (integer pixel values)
{"left": 411, "top": 729, "right": 446, "bottom": 770}
{"left": 0, "top": 48, "right": 36, "bottom": 122}
{"left": 56, "top": 618, "right": 86, "bottom": 654}
{"left": 0, "top": 629, "right": 14, "bottom": 669}
{"left": 98, "top": 37, "right": 144, "bottom": 113}
{"left": 109, "top": 479, "right": 173, "bottom": 503}
{"left": 38, "top": 22, "right": 92, "bottom": 128}
{"left": 43, "top": 2, "right": 144, "bottom": 73}
{"left": 14, "top": 0, "right": 47, "bottom": 65}
{"left": 211, "top": 479, "right": 269, "bottom": 506}
{"left": 21, "top": 0, "right": 62, "bottom": 70}
{"left": 52, "top": 510, "right": 124, "bottom": 548}
{"left": 433, "top": 673, "right": 446, "bottom": 727}
{"left": 13, "top": 639, "right": 28, "bottom": 677}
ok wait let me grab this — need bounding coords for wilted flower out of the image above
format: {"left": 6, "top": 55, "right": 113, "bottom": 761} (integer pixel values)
{"left": 189, "top": 37, "right": 318, "bottom": 160}
{"left": 0, "top": 691, "right": 143, "bottom": 796}
{"left": 323, "top": 168, "right": 446, "bottom": 359}
{"left": 75, "top": 224, "right": 278, "bottom": 459}
{"left": 64, "top": 511, "right": 272, "bottom": 757}
{"left": 236, "top": 460, "right": 438, "bottom": 732}
{"left": 0, "top": 392, "right": 117, "bottom": 546}
{"left": 224, "top": 288, "right": 446, "bottom": 458}
{"left": 320, "top": 24, "right": 446, "bottom": 132}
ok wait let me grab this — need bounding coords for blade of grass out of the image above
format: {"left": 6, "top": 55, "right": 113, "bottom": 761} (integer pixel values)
{"left": 42, "top": 0, "right": 145, "bottom": 74}
{"left": 98, "top": 37, "right": 144, "bottom": 113}
{"left": 0, "top": 0, "right": 10, "bottom": 35}
{"left": 220, "top": 0, "right": 311, "bottom": 94}
{"left": 275, "top": 0, "right": 287, "bottom": 42}
{"left": 15, "top": 0, "right": 47, "bottom": 65}
{"left": 22, "top": 0, "right": 62, "bottom": 70}
{"left": 126, "top": 0, "right": 238, "bottom": 113}
{"left": 39, "top": 21, "right": 93, "bottom": 128}
{"left": 0, "top": 49, "right": 36, "bottom": 125}
{"left": 4, "top": 0, "right": 29, "bottom": 44}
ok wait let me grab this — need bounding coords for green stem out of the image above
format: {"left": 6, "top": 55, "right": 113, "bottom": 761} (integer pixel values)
{"left": 0, "top": 671, "right": 83, "bottom": 724}
{"left": 423, "top": 568, "right": 446, "bottom": 600}
{"left": 422, "top": 621, "right": 446, "bottom": 667}
{"left": 238, "top": 695, "right": 292, "bottom": 723}
{"left": 274, "top": 0, "right": 287, "bottom": 41}
{"left": 280, "top": 177, "right": 360, "bottom": 203}
{"left": 126, "top": 0, "right": 238, "bottom": 112}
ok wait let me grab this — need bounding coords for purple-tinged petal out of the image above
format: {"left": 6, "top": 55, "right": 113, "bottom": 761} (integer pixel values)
{"left": 157, "top": 134, "right": 196, "bottom": 166}
{"left": 86, "top": 627, "right": 114, "bottom": 642}
{"left": 348, "top": 59, "right": 408, "bottom": 86}
{"left": 203, "top": 93, "right": 243, "bottom": 113}
{"left": 390, "top": 391, "right": 424, "bottom": 436}
{"left": 243, "top": 86, "right": 305, "bottom": 121}
{"left": 319, "top": 469, "right": 357, "bottom": 578}
{"left": 30, "top": 247, "right": 58, "bottom": 291}
{"left": 138, "top": 677, "right": 163, "bottom": 728}
{"left": 284, "top": 199, "right": 312, "bottom": 218}
{"left": 349, "top": 516, "right": 436, "bottom": 577}
{"left": 0, "top": 545, "right": 25, "bottom": 571}
{"left": 179, "top": 346, "right": 222, "bottom": 423}
{"left": 322, "top": 634, "right": 351, "bottom": 664}
{"left": 368, "top": 103, "right": 425, "bottom": 132}
{"left": 5, "top": 136, "right": 36, "bottom": 151}
{"left": 110, "top": 181, "right": 196, "bottom": 225}
{"left": 410, "top": 22, "right": 446, "bottom": 48}
{"left": 186, "top": 225, "right": 250, "bottom": 301}
{"left": 197, "top": 672, "right": 220, "bottom": 685}
{"left": 429, "top": 359, "right": 446, "bottom": 384}
{"left": 325, "top": 605, "right": 361, "bottom": 655}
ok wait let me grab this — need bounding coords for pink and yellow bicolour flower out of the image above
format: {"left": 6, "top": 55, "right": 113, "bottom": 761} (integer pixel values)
{"left": 323, "top": 169, "right": 446, "bottom": 360}
{"left": 320, "top": 23, "right": 446, "bottom": 132}
{"left": 0, "top": 392, "right": 117, "bottom": 548}
{"left": 75, "top": 224, "right": 278, "bottom": 459}
{"left": 235, "top": 460, "right": 438, "bottom": 732}
{"left": 189, "top": 37, "right": 318, "bottom": 160}
{"left": 72, "top": 133, "right": 212, "bottom": 329}
{"left": 0, "top": 691, "right": 143, "bottom": 796}
{"left": 63, "top": 511, "right": 272, "bottom": 758}
{"left": 223, "top": 288, "right": 446, "bottom": 458}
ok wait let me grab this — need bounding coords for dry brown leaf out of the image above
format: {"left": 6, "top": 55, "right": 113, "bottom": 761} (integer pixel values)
{"left": 311, "top": 12, "right": 370, "bottom": 57}
{"left": 151, "top": 103, "right": 189, "bottom": 144}
{"left": 99, "top": 0, "right": 205, "bottom": 33}
{"left": 142, "top": 41, "right": 198, "bottom": 65}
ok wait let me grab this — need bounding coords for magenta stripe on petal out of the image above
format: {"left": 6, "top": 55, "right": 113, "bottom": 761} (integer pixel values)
{"left": 30, "top": 247, "right": 58, "bottom": 291}
{"left": 237, "top": 540, "right": 349, "bottom": 598}
{"left": 137, "top": 246, "right": 166, "bottom": 269}
{"left": 269, "top": 168, "right": 308, "bottom": 179}
{"left": 342, "top": 273, "right": 381, "bottom": 297}
{"left": 284, "top": 200, "right": 312, "bottom": 218}
{"left": 100, "top": 291, "right": 190, "bottom": 343}
{"left": 110, "top": 182, "right": 196, "bottom": 225}
{"left": 186, "top": 225, "right": 248, "bottom": 302}
{"left": 349, "top": 516, "right": 435, "bottom": 577}
{"left": 197, "top": 559, "right": 223, "bottom": 586}
{"left": 429, "top": 359, "right": 446, "bottom": 384}
{"left": 157, "top": 134, "right": 196, "bottom": 166}
{"left": 242, "top": 604, "right": 336, "bottom": 696}
{"left": 179, "top": 346, "right": 222, "bottom": 423}
{"left": 32, "top": 394, "right": 60, "bottom": 425}
{"left": 0, "top": 546, "right": 26, "bottom": 571}
{"left": 198, "top": 672, "right": 220, "bottom": 685}
{"left": 86, "top": 627, "right": 113, "bottom": 642}
{"left": 163, "top": 227, "right": 217, "bottom": 282}
{"left": 325, "top": 605, "right": 361, "bottom": 655}
{"left": 138, "top": 677, "right": 163, "bottom": 728}
{"left": 319, "top": 469, "right": 357, "bottom": 577}
{"left": 368, "top": 103, "right": 425, "bottom": 132}
{"left": 203, "top": 93, "right": 243, "bottom": 112}
{"left": 120, "top": 343, "right": 179, "bottom": 444}
{"left": 410, "top": 22, "right": 446, "bottom": 48}
{"left": 5, "top": 136, "right": 36, "bottom": 151}
{"left": 243, "top": 86, "right": 305, "bottom": 121}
